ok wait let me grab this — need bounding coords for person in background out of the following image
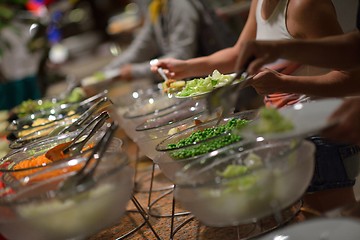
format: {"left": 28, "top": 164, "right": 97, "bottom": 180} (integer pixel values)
{"left": 152, "top": 0, "right": 360, "bottom": 212}
{"left": 102, "top": 0, "right": 235, "bottom": 81}
{"left": 102, "top": 0, "right": 200, "bottom": 81}
{"left": 0, "top": 20, "right": 42, "bottom": 110}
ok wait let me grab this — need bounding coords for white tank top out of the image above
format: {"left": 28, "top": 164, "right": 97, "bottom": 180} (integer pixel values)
{"left": 256, "top": 0, "right": 292, "bottom": 41}
{"left": 255, "top": 0, "right": 358, "bottom": 108}
{"left": 256, "top": 0, "right": 358, "bottom": 40}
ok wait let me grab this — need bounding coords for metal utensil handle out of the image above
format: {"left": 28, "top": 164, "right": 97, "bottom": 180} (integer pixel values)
{"left": 73, "top": 121, "right": 118, "bottom": 184}
{"left": 82, "top": 121, "right": 119, "bottom": 178}
{"left": 63, "top": 112, "right": 110, "bottom": 157}
{"left": 79, "top": 90, "right": 108, "bottom": 106}
{"left": 158, "top": 67, "right": 169, "bottom": 82}
{"left": 59, "top": 97, "right": 111, "bottom": 134}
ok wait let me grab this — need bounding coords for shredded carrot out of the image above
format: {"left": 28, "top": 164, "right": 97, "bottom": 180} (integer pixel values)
{"left": 11, "top": 142, "right": 95, "bottom": 182}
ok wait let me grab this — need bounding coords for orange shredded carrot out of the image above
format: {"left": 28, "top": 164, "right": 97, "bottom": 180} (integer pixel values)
{"left": 11, "top": 142, "right": 95, "bottom": 182}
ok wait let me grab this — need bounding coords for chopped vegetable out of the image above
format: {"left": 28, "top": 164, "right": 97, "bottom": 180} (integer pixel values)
{"left": 15, "top": 88, "right": 86, "bottom": 117}
{"left": 219, "top": 165, "right": 249, "bottom": 178}
{"left": 167, "top": 118, "right": 248, "bottom": 149}
{"left": 169, "top": 134, "right": 241, "bottom": 159}
{"left": 167, "top": 118, "right": 249, "bottom": 159}
{"left": 162, "top": 79, "right": 186, "bottom": 93}
{"left": 176, "top": 70, "right": 233, "bottom": 97}
{"left": 11, "top": 143, "right": 94, "bottom": 182}
{"left": 253, "top": 107, "right": 294, "bottom": 134}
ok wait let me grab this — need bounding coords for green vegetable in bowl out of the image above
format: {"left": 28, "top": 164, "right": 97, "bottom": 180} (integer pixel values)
{"left": 16, "top": 99, "right": 55, "bottom": 117}
{"left": 65, "top": 87, "right": 86, "bottom": 103}
{"left": 170, "top": 134, "right": 242, "bottom": 159}
{"left": 167, "top": 118, "right": 248, "bottom": 149}
{"left": 176, "top": 70, "right": 233, "bottom": 97}
{"left": 15, "top": 88, "right": 86, "bottom": 117}
{"left": 168, "top": 118, "right": 249, "bottom": 159}
{"left": 219, "top": 165, "right": 249, "bottom": 178}
{"left": 219, "top": 153, "right": 265, "bottom": 192}
{"left": 253, "top": 107, "right": 294, "bottom": 134}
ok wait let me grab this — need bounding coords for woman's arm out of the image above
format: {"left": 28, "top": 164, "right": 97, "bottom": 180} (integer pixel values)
{"left": 152, "top": 0, "right": 258, "bottom": 79}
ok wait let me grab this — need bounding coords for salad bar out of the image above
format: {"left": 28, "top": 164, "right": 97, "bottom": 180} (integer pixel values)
{"left": 0, "top": 71, "right": 359, "bottom": 240}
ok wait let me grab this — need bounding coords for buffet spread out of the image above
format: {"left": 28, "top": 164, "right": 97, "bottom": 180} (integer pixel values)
{"left": 0, "top": 71, "right": 359, "bottom": 240}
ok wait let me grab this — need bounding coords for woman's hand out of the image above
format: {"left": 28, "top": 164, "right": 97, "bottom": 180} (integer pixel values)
{"left": 236, "top": 40, "right": 281, "bottom": 75}
{"left": 249, "top": 68, "right": 285, "bottom": 95}
{"left": 150, "top": 58, "right": 190, "bottom": 80}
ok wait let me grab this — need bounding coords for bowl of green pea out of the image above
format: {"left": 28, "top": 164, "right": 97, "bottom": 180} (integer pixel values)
{"left": 154, "top": 110, "right": 257, "bottom": 181}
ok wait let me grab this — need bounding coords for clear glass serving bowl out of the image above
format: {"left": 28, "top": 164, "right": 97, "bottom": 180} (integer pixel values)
{"left": 119, "top": 92, "right": 188, "bottom": 141}
{"left": 0, "top": 151, "right": 133, "bottom": 240}
{"left": 6, "top": 103, "right": 83, "bottom": 141}
{"left": 134, "top": 99, "right": 221, "bottom": 160}
{"left": 7, "top": 121, "right": 82, "bottom": 150}
{"left": 6, "top": 96, "right": 112, "bottom": 143}
{"left": 154, "top": 110, "right": 258, "bottom": 181}
{"left": 173, "top": 139, "right": 315, "bottom": 227}
{"left": 0, "top": 127, "right": 122, "bottom": 187}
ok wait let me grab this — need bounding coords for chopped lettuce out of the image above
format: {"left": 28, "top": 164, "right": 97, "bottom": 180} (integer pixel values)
{"left": 176, "top": 70, "right": 233, "bottom": 97}
{"left": 253, "top": 107, "right": 294, "bottom": 134}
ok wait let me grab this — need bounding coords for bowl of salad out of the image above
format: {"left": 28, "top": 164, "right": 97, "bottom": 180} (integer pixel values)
{"left": 175, "top": 70, "right": 238, "bottom": 99}
{"left": 173, "top": 139, "right": 315, "bottom": 227}
{"left": 6, "top": 92, "right": 111, "bottom": 142}
{"left": 154, "top": 110, "right": 257, "bottom": 181}
{"left": 0, "top": 150, "right": 133, "bottom": 240}
{"left": 8, "top": 87, "right": 86, "bottom": 121}
{"left": 0, "top": 123, "right": 122, "bottom": 187}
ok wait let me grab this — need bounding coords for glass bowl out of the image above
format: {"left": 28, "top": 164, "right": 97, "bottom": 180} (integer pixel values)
{"left": 5, "top": 91, "right": 112, "bottom": 141}
{"left": 123, "top": 92, "right": 186, "bottom": 120}
{"left": 134, "top": 99, "right": 221, "bottom": 160}
{"left": 8, "top": 97, "right": 66, "bottom": 121}
{"left": 173, "top": 139, "right": 315, "bottom": 227}
{"left": 8, "top": 86, "right": 87, "bottom": 121}
{"left": 6, "top": 102, "right": 81, "bottom": 132}
{"left": 112, "top": 82, "right": 161, "bottom": 118}
{"left": 119, "top": 92, "right": 188, "bottom": 141}
{"left": 135, "top": 98, "right": 208, "bottom": 134}
{"left": 0, "top": 151, "right": 133, "bottom": 240}
{"left": 8, "top": 122, "right": 81, "bottom": 150}
{"left": 135, "top": 108, "right": 220, "bottom": 160}
{"left": 154, "top": 110, "right": 257, "bottom": 181}
{"left": 6, "top": 110, "right": 81, "bottom": 143}
{"left": 0, "top": 126, "right": 122, "bottom": 186}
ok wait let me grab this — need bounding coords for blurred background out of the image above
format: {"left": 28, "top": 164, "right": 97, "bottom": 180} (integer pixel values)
{"left": 0, "top": 0, "right": 251, "bottom": 98}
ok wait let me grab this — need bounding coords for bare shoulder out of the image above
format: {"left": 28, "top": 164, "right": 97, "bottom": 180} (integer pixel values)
{"left": 288, "top": 0, "right": 334, "bottom": 13}
{"left": 287, "top": 0, "right": 343, "bottom": 39}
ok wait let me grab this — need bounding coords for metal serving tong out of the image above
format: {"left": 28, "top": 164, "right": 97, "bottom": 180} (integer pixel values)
{"left": 45, "top": 111, "right": 110, "bottom": 162}
{"left": 57, "top": 121, "right": 119, "bottom": 198}
{"left": 206, "top": 57, "right": 255, "bottom": 124}
{"left": 51, "top": 96, "right": 112, "bottom": 136}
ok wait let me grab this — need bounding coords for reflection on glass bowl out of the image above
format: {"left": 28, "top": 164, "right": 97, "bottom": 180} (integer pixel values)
{"left": 173, "top": 139, "right": 315, "bottom": 227}
{"left": 120, "top": 93, "right": 188, "bottom": 141}
{"left": 0, "top": 151, "right": 133, "bottom": 240}
{"left": 154, "top": 110, "right": 257, "bottom": 181}
{"left": 0, "top": 127, "right": 122, "bottom": 187}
